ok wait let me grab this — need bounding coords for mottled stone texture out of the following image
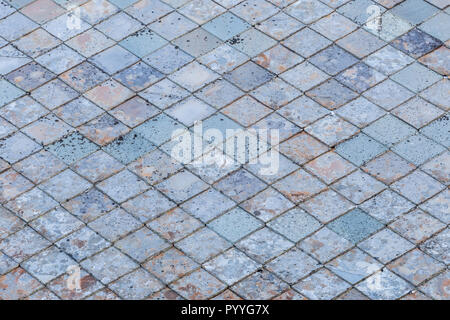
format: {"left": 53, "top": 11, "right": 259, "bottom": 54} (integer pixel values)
{"left": 0, "top": 0, "right": 448, "bottom": 300}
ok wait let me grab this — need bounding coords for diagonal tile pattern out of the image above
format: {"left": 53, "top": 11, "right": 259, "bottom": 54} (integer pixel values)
{"left": 0, "top": 0, "right": 448, "bottom": 300}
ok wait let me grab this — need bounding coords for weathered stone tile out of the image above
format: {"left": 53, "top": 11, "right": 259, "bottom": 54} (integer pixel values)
{"left": 300, "top": 189, "right": 354, "bottom": 223}
{"left": 62, "top": 188, "right": 117, "bottom": 223}
{"left": 266, "top": 247, "right": 320, "bottom": 284}
{"left": 170, "top": 269, "right": 226, "bottom": 299}
{"left": 392, "top": 28, "right": 442, "bottom": 59}
{"left": 0, "top": 12, "right": 37, "bottom": 41}
{"left": 13, "top": 150, "right": 67, "bottom": 184}
{"left": 46, "top": 132, "right": 99, "bottom": 165}
{"left": 128, "top": 149, "right": 180, "bottom": 185}
{"left": 1, "top": 96, "right": 48, "bottom": 128}
{"left": 363, "top": 79, "right": 414, "bottom": 110}
{"left": 204, "top": 248, "right": 260, "bottom": 285}
{"left": 96, "top": 11, "right": 142, "bottom": 41}
{"left": 253, "top": 44, "right": 303, "bottom": 75}
{"left": 54, "top": 97, "right": 103, "bottom": 127}
{"left": 306, "top": 115, "right": 359, "bottom": 146}
{"left": 277, "top": 96, "right": 329, "bottom": 128}
{"left": 391, "top": 170, "right": 445, "bottom": 204}
{"left": 273, "top": 169, "right": 326, "bottom": 203}
{"left": 268, "top": 208, "right": 321, "bottom": 242}
{"left": 56, "top": 226, "right": 110, "bottom": 262}
{"left": 208, "top": 208, "right": 263, "bottom": 243}
{"left": 43, "top": 12, "right": 90, "bottom": 41}
{"left": 283, "top": 27, "right": 331, "bottom": 58}
{"left": 88, "top": 208, "right": 141, "bottom": 242}
{"left": 390, "top": 209, "right": 445, "bottom": 244}
{"left": 362, "top": 151, "right": 415, "bottom": 184}
{"left": 420, "top": 228, "right": 449, "bottom": 264}
{"left": 81, "top": 247, "right": 138, "bottom": 284}
{"left": 228, "top": 28, "right": 278, "bottom": 57}
{"left": 5, "top": 187, "right": 58, "bottom": 222}
{"left": 251, "top": 78, "right": 301, "bottom": 110}
{"left": 203, "top": 11, "right": 249, "bottom": 41}
{"left": 328, "top": 208, "right": 383, "bottom": 243}
{"left": 337, "top": 62, "right": 387, "bottom": 93}
{"left": 327, "top": 248, "right": 382, "bottom": 284}
{"left": 278, "top": 132, "right": 328, "bottom": 165}
{"left": 120, "top": 28, "right": 168, "bottom": 58}
{"left": 59, "top": 62, "right": 108, "bottom": 93}
{"left": 79, "top": 0, "right": 118, "bottom": 24}
{"left": 31, "top": 79, "right": 78, "bottom": 110}
{"left": 48, "top": 268, "right": 103, "bottom": 300}
{"left": 213, "top": 169, "right": 267, "bottom": 203}
{"left": 420, "top": 115, "right": 450, "bottom": 147}
{"left": 337, "top": 289, "right": 369, "bottom": 300}
{"left": 148, "top": 207, "right": 202, "bottom": 242}
{"left": 419, "top": 46, "right": 450, "bottom": 76}
{"left": 298, "top": 227, "right": 353, "bottom": 263}
{"left": 149, "top": 12, "right": 197, "bottom": 41}
{"left": 181, "top": 188, "right": 235, "bottom": 223}
{"left": 251, "top": 112, "right": 301, "bottom": 142}
{"left": 123, "top": 0, "right": 170, "bottom": 23}
{"left": 35, "top": 44, "right": 84, "bottom": 74}
{"left": 393, "top": 134, "right": 446, "bottom": 166}
{"left": 0, "top": 169, "right": 34, "bottom": 203}
{"left": 332, "top": 170, "right": 386, "bottom": 204}
{"left": 356, "top": 269, "right": 413, "bottom": 299}
{"left": 72, "top": 150, "right": 123, "bottom": 183}
{"left": 0, "top": 45, "right": 31, "bottom": 76}
{"left": 231, "top": 270, "right": 288, "bottom": 300}
{"left": 337, "top": 97, "right": 386, "bottom": 128}
{"left": 85, "top": 288, "right": 120, "bottom": 300}
{"left": 30, "top": 207, "right": 84, "bottom": 241}
{"left": 144, "top": 248, "right": 199, "bottom": 283}
{"left": 109, "top": 268, "right": 164, "bottom": 300}
{"left": 0, "top": 132, "right": 42, "bottom": 163}
{"left": 0, "top": 268, "right": 42, "bottom": 299}
{"left": 419, "top": 189, "right": 449, "bottom": 224}
{"left": 156, "top": 169, "right": 208, "bottom": 203}
{"left": 237, "top": 227, "right": 293, "bottom": 263}
{"left": 363, "top": 11, "right": 413, "bottom": 42}
{"left": 225, "top": 61, "right": 274, "bottom": 91}
{"left": 6, "top": 62, "right": 55, "bottom": 92}
{"left": 22, "top": 246, "right": 76, "bottom": 284}
{"left": 89, "top": 45, "right": 139, "bottom": 75}
{"left": 66, "top": 29, "right": 114, "bottom": 58}
{"left": 420, "top": 79, "right": 450, "bottom": 111}
{"left": 388, "top": 249, "right": 445, "bottom": 285}
{"left": 391, "top": 62, "right": 442, "bottom": 93}
{"left": 285, "top": 0, "right": 332, "bottom": 24}
{"left": 240, "top": 187, "right": 294, "bottom": 222}
{"left": 176, "top": 227, "right": 232, "bottom": 263}
{"left": 420, "top": 12, "right": 450, "bottom": 41}
{"left": 173, "top": 28, "right": 222, "bottom": 57}
{"left": 294, "top": 268, "right": 351, "bottom": 300}
{"left": 358, "top": 229, "right": 414, "bottom": 263}
{"left": 121, "top": 189, "right": 174, "bottom": 224}
{"left": 281, "top": 61, "right": 329, "bottom": 91}
{"left": 337, "top": 28, "right": 386, "bottom": 58}
{"left": 39, "top": 169, "right": 92, "bottom": 202}
{"left": 391, "top": 0, "right": 439, "bottom": 25}
{"left": 306, "top": 79, "right": 358, "bottom": 110}
{"left": 419, "top": 270, "right": 450, "bottom": 300}
{"left": 143, "top": 44, "right": 193, "bottom": 75}
{"left": 256, "top": 12, "right": 303, "bottom": 40}
{"left": 0, "top": 251, "right": 18, "bottom": 275}
{"left": 231, "top": 0, "right": 279, "bottom": 24}
{"left": 359, "top": 189, "right": 414, "bottom": 224}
